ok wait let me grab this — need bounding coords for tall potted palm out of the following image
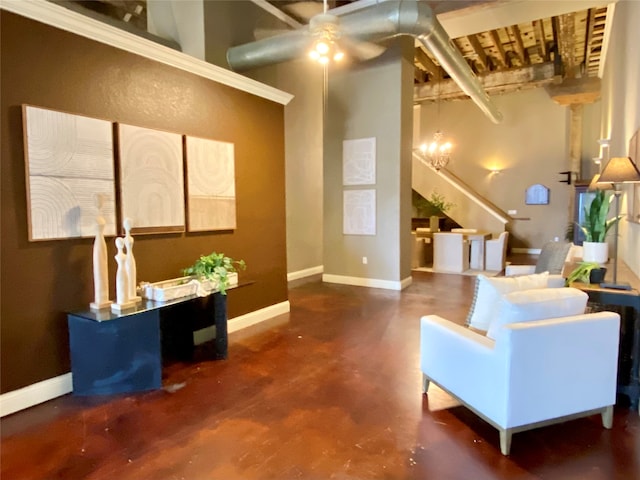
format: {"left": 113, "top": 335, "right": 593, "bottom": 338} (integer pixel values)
{"left": 576, "top": 190, "right": 621, "bottom": 264}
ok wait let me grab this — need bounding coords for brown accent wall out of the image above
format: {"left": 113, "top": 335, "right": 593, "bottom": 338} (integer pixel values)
{"left": 0, "top": 12, "right": 288, "bottom": 393}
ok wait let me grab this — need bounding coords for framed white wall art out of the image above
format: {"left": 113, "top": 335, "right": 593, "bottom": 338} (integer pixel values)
{"left": 117, "top": 123, "right": 185, "bottom": 234}
{"left": 185, "top": 136, "right": 236, "bottom": 231}
{"left": 22, "top": 105, "right": 116, "bottom": 241}
{"left": 343, "top": 137, "right": 376, "bottom": 186}
{"left": 343, "top": 189, "right": 376, "bottom": 235}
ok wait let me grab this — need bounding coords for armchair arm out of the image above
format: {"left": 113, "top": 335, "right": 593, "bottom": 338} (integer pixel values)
{"left": 500, "top": 311, "right": 620, "bottom": 427}
{"left": 504, "top": 264, "right": 535, "bottom": 276}
{"left": 420, "top": 315, "right": 507, "bottom": 420}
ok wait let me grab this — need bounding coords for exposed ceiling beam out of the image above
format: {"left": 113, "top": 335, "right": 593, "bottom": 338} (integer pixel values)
{"left": 583, "top": 8, "right": 597, "bottom": 67}
{"left": 489, "top": 29, "right": 508, "bottom": 68}
{"left": 414, "top": 62, "right": 556, "bottom": 102}
{"left": 414, "top": 46, "right": 441, "bottom": 79}
{"left": 557, "top": 13, "right": 578, "bottom": 78}
{"left": 466, "top": 34, "right": 488, "bottom": 71}
{"left": 533, "top": 19, "right": 548, "bottom": 61}
{"left": 508, "top": 24, "right": 527, "bottom": 65}
{"left": 438, "top": 0, "right": 616, "bottom": 38}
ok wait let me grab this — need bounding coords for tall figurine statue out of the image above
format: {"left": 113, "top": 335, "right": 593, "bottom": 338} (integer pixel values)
{"left": 90, "top": 215, "right": 111, "bottom": 311}
{"left": 114, "top": 237, "right": 128, "bottom": 306}
{"left": 111, "top": 237, "right": 136, "bottom": 313}
{"left": 123, "top": 218, "right": 140, "bottom": 301}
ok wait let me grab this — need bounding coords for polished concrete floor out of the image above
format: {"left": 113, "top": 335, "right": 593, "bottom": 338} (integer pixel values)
{"left": 1, "top": 270, "right": 639, "bottom": 479}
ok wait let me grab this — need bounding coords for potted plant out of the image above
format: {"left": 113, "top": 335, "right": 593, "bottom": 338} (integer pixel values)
{"left": 413, "top": 190, "right": 455, "bottom": 231}
{"left": 183, "top": 251, "right": 246, "bottom": 295}
{"left": 575, "top": 190, "right": 621, "bottom": 264}
{"left": 565, "top": 261, "right": 606, "bottom": 286}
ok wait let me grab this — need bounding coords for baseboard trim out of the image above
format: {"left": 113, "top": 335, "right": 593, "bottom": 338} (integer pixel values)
{"left": 512, "top": 247, "right": 542, "bottom": 255}
{"left": 1, "top": 301, "right": 290, "bottom": 417}
{"left": 228, "top": 301, "right": 290, "bottom": 334}
{"left": 322, "top": 274, "right": 411, "bottom": 291}
{"left": 0, "top": 373, "right": 73, "bottom": 418}
{"left": 287, "top": 265, "right": 323, "bottom": 282}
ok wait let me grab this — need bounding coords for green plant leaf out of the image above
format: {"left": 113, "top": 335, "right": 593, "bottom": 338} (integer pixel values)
{"left": 182, "top": 251, "right": 246, "bottom": 295}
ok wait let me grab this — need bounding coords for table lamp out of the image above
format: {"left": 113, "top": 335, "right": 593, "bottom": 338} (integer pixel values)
{"left": 597, "top": 156, "right": 640, "bottom": 289}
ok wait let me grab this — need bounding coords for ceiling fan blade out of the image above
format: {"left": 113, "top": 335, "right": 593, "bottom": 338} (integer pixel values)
{"left": 254, "top": 27, "right": 295, "bottom": 41}
{"left": 340, "top": 37, "right": 386, "bottom": 61}
{"left": 282, "top": 2, "right": 325, "bottom": 23}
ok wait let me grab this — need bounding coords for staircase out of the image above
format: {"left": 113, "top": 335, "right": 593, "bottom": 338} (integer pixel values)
{"left": 412, "top": 153, "right": 511, "bottom": 234}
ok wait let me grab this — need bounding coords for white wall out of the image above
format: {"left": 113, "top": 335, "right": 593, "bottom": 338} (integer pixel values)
{"left": 417, "top": 88, "right": 575, "bottom": 248}
{"left": 600, "top": 0, "right": 640, "bottom": 278}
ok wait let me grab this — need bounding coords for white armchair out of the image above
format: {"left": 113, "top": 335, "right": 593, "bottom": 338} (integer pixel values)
{"left": 420, "top": 287, "right": 620, "bottom": 455}
{"left": 433, "top": 232, "right": 470, "bottom": 273}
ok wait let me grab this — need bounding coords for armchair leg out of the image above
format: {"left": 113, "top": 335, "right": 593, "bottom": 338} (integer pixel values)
{"left": 499, "top": 429, "right": 512, "bottom": 456}
{"left": 601, "top": 405, "right": 613, "bottom": 429}
{"left": 422, "top": 374, "right": 430, "bottom": 393}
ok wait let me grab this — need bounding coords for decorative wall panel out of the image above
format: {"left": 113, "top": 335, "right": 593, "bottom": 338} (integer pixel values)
{"left": 185, "top": 136, "right": 236, "bottom": 231}
{"left": 22, "top": 105, "right": 116, "bottom": 241}
{"left": 343, "top": 189, "right": 376, "bottom": 235}
{"left": 343, "top": 137, "right": 376, "bottom": 186}
{"left": 117, "top": 124, "right": 185, "bottom": 234}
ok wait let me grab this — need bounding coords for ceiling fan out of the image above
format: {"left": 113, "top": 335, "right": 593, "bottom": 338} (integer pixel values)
{"left": 307, "top": 1, "right": 386, "bottom": 64}
{"left": 257, "top": 0, "right": 387, "bottom": 66}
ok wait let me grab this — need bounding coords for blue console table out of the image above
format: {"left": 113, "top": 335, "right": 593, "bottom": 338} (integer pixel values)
{"left": 67, "top": 292, "right": 228, "bottom": 396}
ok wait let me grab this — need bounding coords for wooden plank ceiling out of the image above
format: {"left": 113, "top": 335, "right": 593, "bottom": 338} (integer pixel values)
{"left": 272, "top": 0, "right": 608, "bottom": 105}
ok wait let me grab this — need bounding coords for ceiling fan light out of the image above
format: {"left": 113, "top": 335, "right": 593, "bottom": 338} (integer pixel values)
{"left": 316, "top": 41, "right": 329, "bottom": 55}
{"left": 309, "top": 50, "right": 320, "bottom": 60}
{"left": 318, "top": 55, "right": 329, "bottom": 65}
{"left": 333, "top": 50, "right": 344, "bottom": 62}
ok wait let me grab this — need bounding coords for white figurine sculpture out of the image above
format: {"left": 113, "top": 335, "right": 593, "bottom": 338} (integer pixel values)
{"left": 89, "top": 215, "right": 111, "bottom": 311}
{"left": 123, "top": 218, "right": 141, "bottom": 301}
{"left": 111, "top": 237, "right": 137, "bottom": 313}
{"left": 114, "top": 237, "right": 128, "bottom": 305}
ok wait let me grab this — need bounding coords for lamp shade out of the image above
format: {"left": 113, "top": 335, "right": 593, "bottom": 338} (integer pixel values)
{"left": 588, "top": 173, "right": 613, "bottom": 191}
{"left": 597, "top": 156, "right": 640, "bottom": 184}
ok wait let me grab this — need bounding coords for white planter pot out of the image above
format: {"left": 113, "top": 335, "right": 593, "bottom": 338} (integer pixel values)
{"left": 582, "top": 241, "right": 608, "bottom": 264}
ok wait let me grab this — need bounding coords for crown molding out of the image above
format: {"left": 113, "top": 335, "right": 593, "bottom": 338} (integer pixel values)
{"left": 1, "top": 0, "right": 293, "bottom": 105}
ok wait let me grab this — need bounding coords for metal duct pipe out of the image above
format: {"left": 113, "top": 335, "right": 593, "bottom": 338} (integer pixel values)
{"left": 227, "top": 0, "right": 502, "bottom": 123}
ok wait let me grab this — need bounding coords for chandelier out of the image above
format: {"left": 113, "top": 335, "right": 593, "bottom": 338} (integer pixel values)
{"left": 414, "top": 131, "right": 452, "bottom": 171}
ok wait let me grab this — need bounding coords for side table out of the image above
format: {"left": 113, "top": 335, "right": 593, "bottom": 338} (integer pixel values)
{"left": 67, "top": 291, "right": 229, "bottom": 396}
{"left": 573, "top": 282, "right": 640, "bottom": 412}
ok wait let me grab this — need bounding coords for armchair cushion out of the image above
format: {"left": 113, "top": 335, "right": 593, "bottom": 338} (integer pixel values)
{"left": 487, "top": 287, "right": 588, "bottom": 340}
{"left": 466, "top": 273, "right": 549, "bottom": 331}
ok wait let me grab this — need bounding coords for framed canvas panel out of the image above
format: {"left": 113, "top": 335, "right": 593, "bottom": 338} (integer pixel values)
{"left": 117, "top": 124, "right": 185, "bottom": 235}
{"left": 343, "top": 189, "right": 376, "bottom": 235}
{"left": 185, "top": 136, "right": 236, "bottom": 232}
{"left": 343, "top": 137, "right": 376, "bottom": 186}
{"left": 22, "top": 105, "right": 116, "bottom": 241}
